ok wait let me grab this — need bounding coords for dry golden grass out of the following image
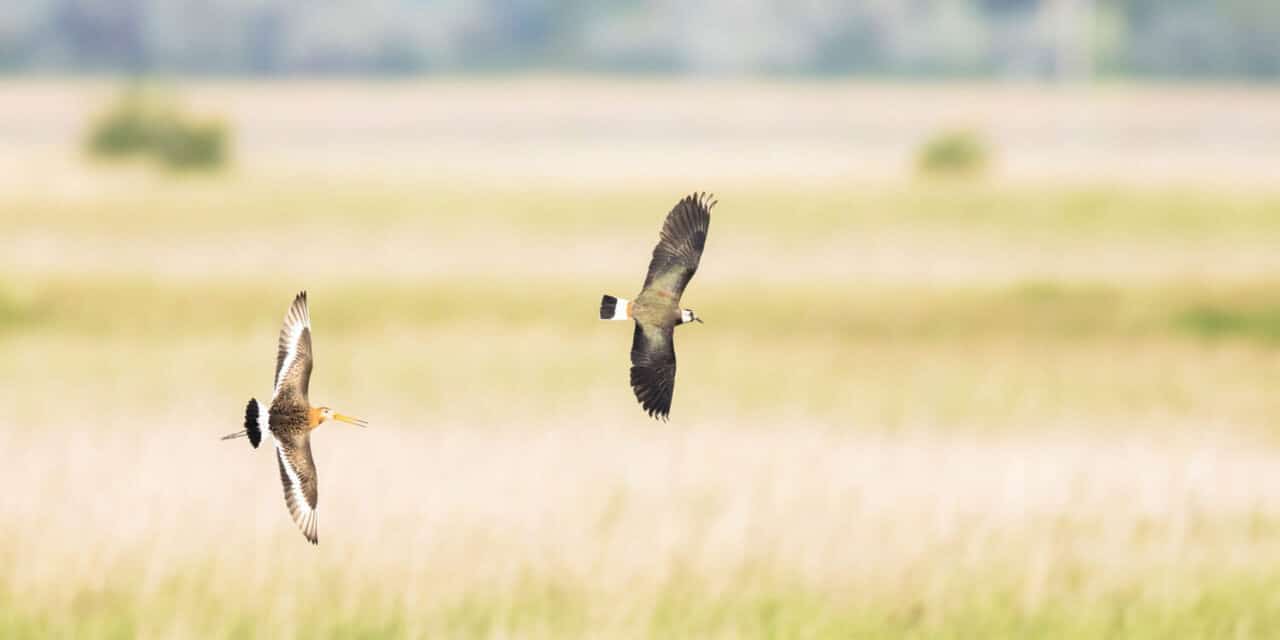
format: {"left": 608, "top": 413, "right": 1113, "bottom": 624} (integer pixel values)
{"left": 5, "top": 419, "right": 1280, "bottom": 637}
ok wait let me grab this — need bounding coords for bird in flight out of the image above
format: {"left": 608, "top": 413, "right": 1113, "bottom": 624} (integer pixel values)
{"left": 222, "top": 291, "right": 367, "bottom": 544}
{"left": 600, "top": 192, "right": 714, "bottom": 420}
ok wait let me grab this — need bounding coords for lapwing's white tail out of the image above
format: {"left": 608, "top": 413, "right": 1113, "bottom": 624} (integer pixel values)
{"left": 221, "top": 398, "right": 265, "bottom": 448}
{"left": 600, "top": 295, "right": 631, "bottom": 320}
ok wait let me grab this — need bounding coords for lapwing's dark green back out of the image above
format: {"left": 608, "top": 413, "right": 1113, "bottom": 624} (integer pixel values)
{"left": 639, "top": 193, "right": 714, "bottom": 302}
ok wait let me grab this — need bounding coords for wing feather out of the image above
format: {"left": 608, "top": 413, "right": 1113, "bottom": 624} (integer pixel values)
{"left": 271, "top": 291, "right": 313, "bottom": 410}
{"left": 275, "top": 435, "right": 319, "bottom": 544}
{"left": 641, "top": 193, "right": 714, "bottom": 301}
{"left": 630, "top": 322, "right": 677, "bottom": 421}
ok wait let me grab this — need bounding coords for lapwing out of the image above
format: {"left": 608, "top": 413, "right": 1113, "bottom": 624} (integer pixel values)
{"left": 222, "top": 291, "right": 367, "bottom": 544}
{"left": 600, "top": 193, "right": 713, "bottom": 420}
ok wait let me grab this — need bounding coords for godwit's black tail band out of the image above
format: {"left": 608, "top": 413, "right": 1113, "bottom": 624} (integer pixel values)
{"left": 244, "top": 398, "right": 263, "bottom": 448}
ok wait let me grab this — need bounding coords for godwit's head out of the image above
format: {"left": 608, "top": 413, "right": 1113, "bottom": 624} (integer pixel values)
{"left": 311, "top": 406, "right": 369, "bottom": 430}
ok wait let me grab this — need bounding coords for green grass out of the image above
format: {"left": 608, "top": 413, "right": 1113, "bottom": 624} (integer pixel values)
{"left": 1175, "top": 304, "right": 1280, "bottom": 343}
{"left": 7, "top": 179, "right": 1280, "bottom": 241}
{"left": 0, "top": 284, "right": 38, "bottom": 333}
{"left": 10, "top": 274, "right": 1280, "bottom": 346}
{"left": 6, "top": 565, "right": 1280, "bottom": 639}
{"left": 8, "top": 274, "right": 1280, "bottom": 438}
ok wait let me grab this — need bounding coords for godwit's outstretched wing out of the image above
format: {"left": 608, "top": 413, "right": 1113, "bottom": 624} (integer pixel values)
{"left": 275, "top": 432, "right": 319, "bottom": 544}
{"left": 271, "top": 291, "right": 313, "bottom": 410}
{"left": 630, "top": 322, "right": 677, "bottom": 421}
{"left": 641, "top": 193, "right": 714, "bottom": 302}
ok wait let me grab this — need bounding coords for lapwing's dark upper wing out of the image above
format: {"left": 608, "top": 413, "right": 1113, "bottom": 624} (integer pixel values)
{"left": 641, "top": 193, "right": 714, "bottom": 301}
{"left": 275, "top": 431, "right": 319, "bottom": 544}
{"left": 271, "top": 291, "right": 313, "bottom": 411}
{"left": 630, "top": 322, "right": 677, "bottom": 421}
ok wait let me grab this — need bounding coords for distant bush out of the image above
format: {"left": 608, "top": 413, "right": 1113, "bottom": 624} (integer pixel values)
{"left": 152, "top": 117, "right": 229, "bottom": 170}
{"left": 85, "top": 89, "right": 230, "bottom": 171}
{"left": 1175, "top": 305, "right": 1280, "bottom": 342}
{"left": 0, "top": 283, "right": 38, "bottom": 333}
{"left": 85, "top": 91, "right": 156, "bottom": 158}
{"left": 916, "top": 129, "right": 988, "bottom": 177}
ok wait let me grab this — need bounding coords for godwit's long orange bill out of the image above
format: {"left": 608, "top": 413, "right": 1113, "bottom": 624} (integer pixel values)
{"left": 220, "top": 291, "right": 368, "bottom": 545}
{"left": 332, "top": 413, "right": 368, "bottom": 427}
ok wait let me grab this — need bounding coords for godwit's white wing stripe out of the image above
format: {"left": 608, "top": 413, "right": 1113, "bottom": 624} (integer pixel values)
{"left": 275, "top": 438, "right": 318, "bottom": 544}
{"left": 271, "top": 291, "right": 313, "bottom": 408}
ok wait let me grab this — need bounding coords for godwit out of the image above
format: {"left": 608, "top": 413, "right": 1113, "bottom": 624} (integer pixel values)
{"left": 599, "top": 193, "right": 713, "bottom": 420}
{"left": 222, "top": 291, "right": 367, "bottom": 544}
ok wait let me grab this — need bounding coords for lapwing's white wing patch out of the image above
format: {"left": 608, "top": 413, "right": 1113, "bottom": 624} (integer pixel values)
{"left": 272, "top": 291, "right": 313, "bottom": 408}
{"left": 275, "top": 437, "right": 318, "bottom": 544}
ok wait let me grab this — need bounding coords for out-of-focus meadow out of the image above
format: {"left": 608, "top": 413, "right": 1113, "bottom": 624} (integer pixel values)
{"left": 5, "top": 80, "right": 1280, "bottom": 638}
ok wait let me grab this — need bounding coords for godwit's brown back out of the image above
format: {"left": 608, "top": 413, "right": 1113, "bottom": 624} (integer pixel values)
{"left": 268, "top": 291, "right": 320, "bottom": 544}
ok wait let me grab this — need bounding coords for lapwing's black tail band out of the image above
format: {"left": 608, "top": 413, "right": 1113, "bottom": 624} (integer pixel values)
{"left": 600, "top": 295, "right": 630, "bottom": 320}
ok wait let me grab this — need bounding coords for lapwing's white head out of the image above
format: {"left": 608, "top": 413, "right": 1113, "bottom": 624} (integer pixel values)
{"left": 680, "top": 308, "right": 703, "bottom": 325}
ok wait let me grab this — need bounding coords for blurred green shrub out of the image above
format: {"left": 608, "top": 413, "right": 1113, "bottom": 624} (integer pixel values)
{"left": 85, "top": 91, "right": 155, "bottom": 158}
{"left": 1175, "top": 305, "right": 1280, "bottom": 342}
{"left": 152, "top": 118, "right": 229, "bottom": 170}
{"left": 85, "top": 89, "right": 230, "bottom": 171}
{"left": 0, "top": 283, "right": 39, "bottom": 333}
{"left": 916, "top": 129, "right": 988, "bottom": 177}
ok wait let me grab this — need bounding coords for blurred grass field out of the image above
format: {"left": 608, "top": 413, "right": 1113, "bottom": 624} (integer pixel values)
{"left": 5, "top": 81, "right": 1280, "bottom": 638}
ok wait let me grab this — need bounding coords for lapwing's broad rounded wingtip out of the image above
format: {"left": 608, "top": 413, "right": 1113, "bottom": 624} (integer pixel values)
{"left": 641, "top": 194, "right": 713, "bottom": 299}
{"left": 642, "top": 402, "right": 670, "bottom": 421}
{"left": 685, "top": 191, "right": 716, "bottom": 209}
{"left": 631, "top": 379, "right": 674, "bottom": 422}
{"left": 630, "top": 325, "right": 676, "bottom": 422}
{"left": 637, "top": 401, "right": 670, "bottom": 422}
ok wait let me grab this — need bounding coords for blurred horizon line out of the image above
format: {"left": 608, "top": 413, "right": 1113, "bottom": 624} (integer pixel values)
{"left": 5, "top": 1, "right": 1280, "bottom": 81}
